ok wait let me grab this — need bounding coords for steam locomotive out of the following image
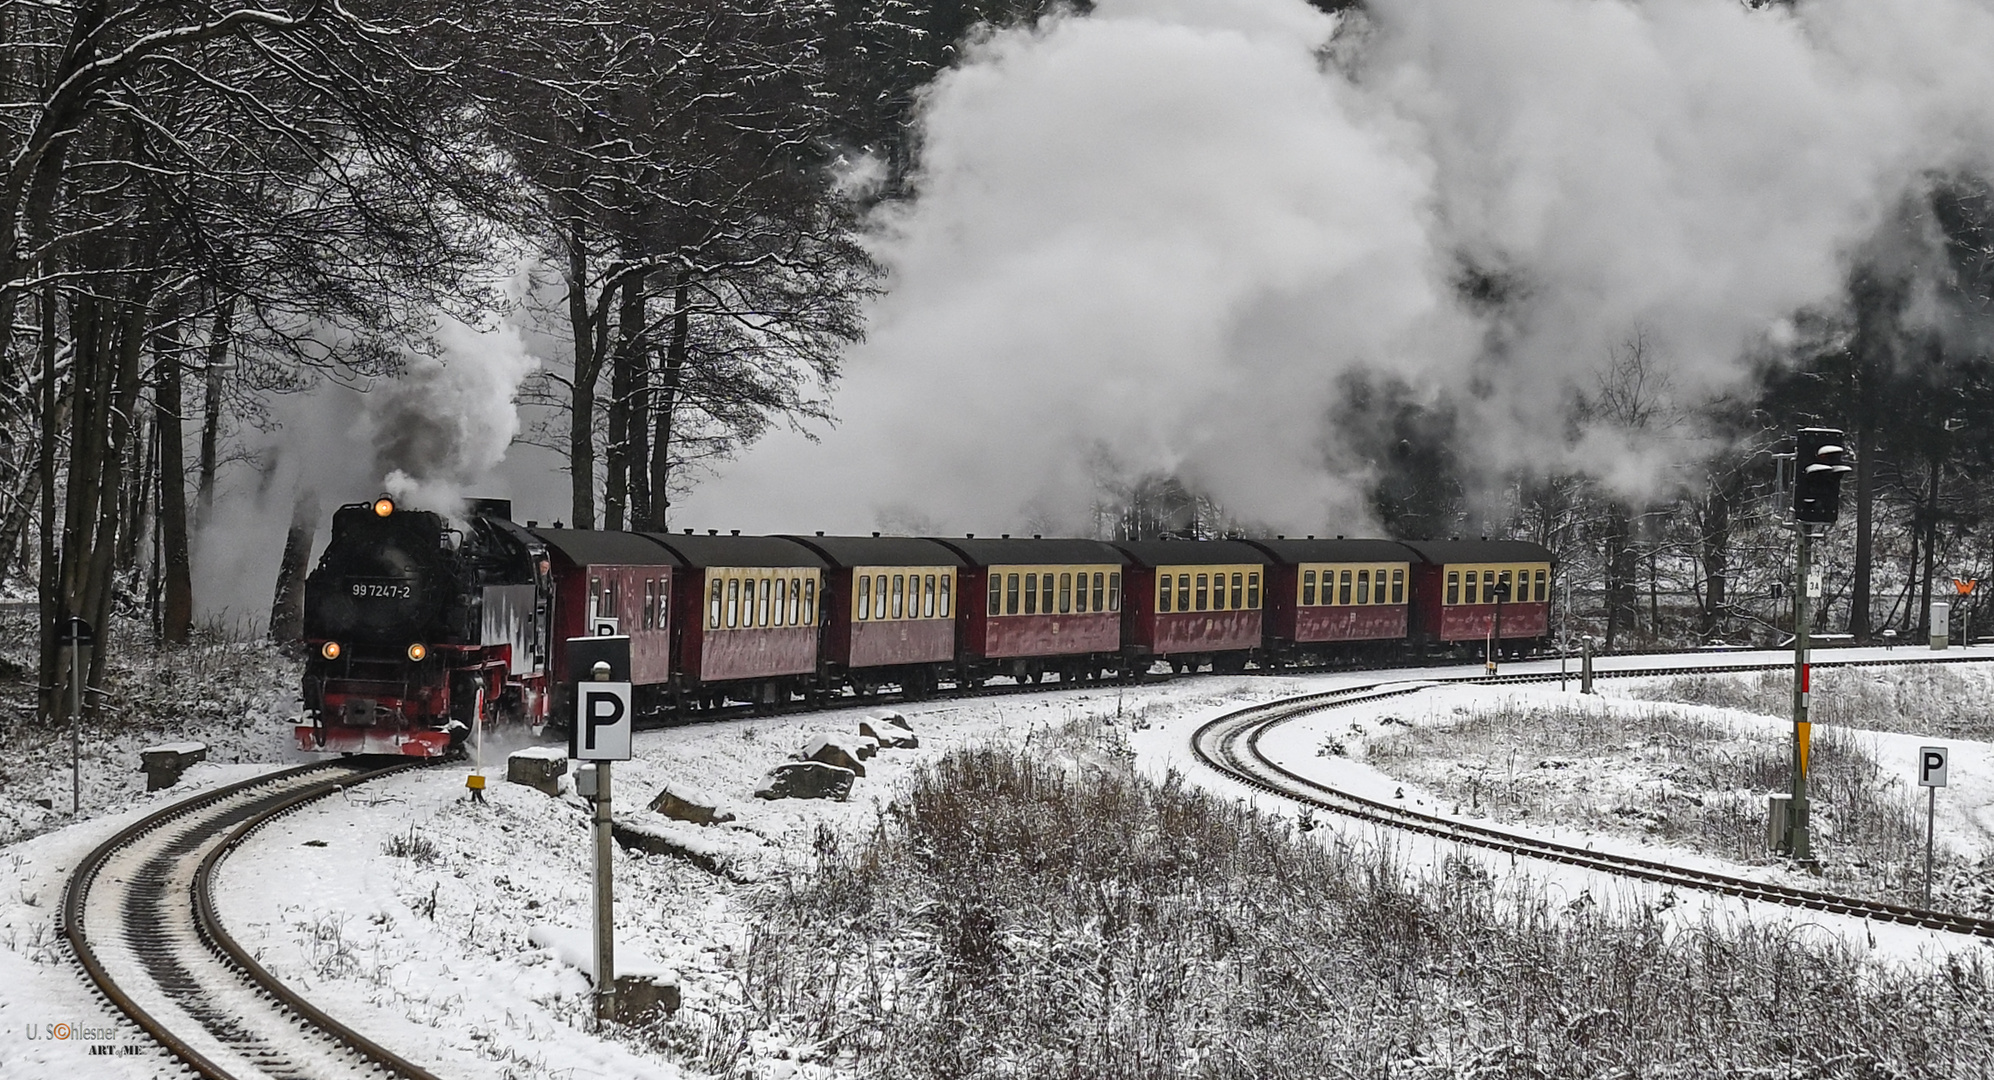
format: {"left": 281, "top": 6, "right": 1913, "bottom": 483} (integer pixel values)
{"left": 297, "top": 498, "right": 1554, "bottom": 756}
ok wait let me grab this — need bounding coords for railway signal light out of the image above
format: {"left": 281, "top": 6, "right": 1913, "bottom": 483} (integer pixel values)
{"left": 1792, "top": 428, "right": 1852, "bottom": 525}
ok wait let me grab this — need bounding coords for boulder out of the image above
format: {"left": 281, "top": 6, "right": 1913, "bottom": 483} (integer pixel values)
{"left": 860, "top": 714, "right": 918, "bottom": 749}
{"left": 754, "top": 761, "right": 855, "bottom": 801}
{"left": 507, "top": 747, "right": 568, "bottom": 797}
{"left": 614, "top": 973, "right": 681, "bottom": 1023}
{"left": 140, "top": 742, "right": 207, "bottom": 792}
{"left": 802, "top": 734, "right": 867, "bottom": 777}
{"left": 648, "top": 781, "right": 737, "bottom": 825}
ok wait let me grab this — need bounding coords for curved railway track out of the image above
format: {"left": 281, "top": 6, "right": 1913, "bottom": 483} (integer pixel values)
{"left": 60, "top": 758, "right": 445, "bottom": 1080}
{"left": 1193, "top": 658, "right": 1994, "bottom": 939}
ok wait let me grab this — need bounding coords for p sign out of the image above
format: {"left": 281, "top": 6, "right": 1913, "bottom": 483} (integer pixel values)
{"left": 1920, "top": 746, "right": 1949, "bottom": 788}
{"left": 576, "top": 681, "right": 633, "bottom": 761}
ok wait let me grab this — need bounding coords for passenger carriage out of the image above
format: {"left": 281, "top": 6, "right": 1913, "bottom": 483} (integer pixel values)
{"left": 1402, "top": 539, "right": 1555, "bottom": 654}
{"left": 530, "top": 527, "right": 679, "bottom": 716}
{"left": 645, "top": 531, "right": 827, "bottom": 709}
{"left": 932, "top": 536, "right": 1127, "bottom": 684}
{"left": 1111, "top": 539, "right": 1269, "bottom": 673}
{"left": 1244, "top": 537, "right": 1414, "bottom": 666}
{"left": 787, "top": 533, "right": 964, "bottom": 697}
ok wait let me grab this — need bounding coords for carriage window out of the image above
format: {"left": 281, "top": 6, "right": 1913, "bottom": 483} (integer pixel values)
{"left": 726, "top": 577, "right": 740, "bottom": 627}
{"left": 1093, "top": 573, "right": 1105, "bottom": 612}
{"left": 1007, "top": 573, "right": 1021, "bottom": 615}
{"left": 1392, "top": 568, "right": 1405, "bottom": 604}
{"left": 805, "top": 579, "right": 817, "bottom": 624}
{"left": 892, "top": 574, "right": 905, "bottom": 619}
{"left": 1303, "top": 569, "right": 1317, "bottom": 606}
{"left": 1057, "top": 573, "right": 1071, "bottom": 614}
{"left": 1074, "top": 572, "right": 1088, "bottom": 613}
{"left": 988, "top": 574, "right": 1001, "bottom": 616}
{"left": 924, "top": 574, "right": 936, "bottom": 618}
{"left": 1446, "top": 571, "right": 1459, "bottom": 605}
{"left": 1535, "top": 568, "right": 1548, "bottom": 602}
{"left": 1195, "top": 574, "right": 1209, "bottom": 611}
{"left": 590, "top": 577, "right": 601, "bottom": 617}
{"left": 643, "top": 581, "right": 656, "bottom": 630}
{"left": 1499, "top": 570, "right": 1513, "bottom": 601}
{"left": 1159, "top": 575, "right": 1173, "bottom": 612}
{"left": 1024, "top": 573, "right": 1038, "bottom": 615}
{"left": 940, "top": 575, "right": 952, "bottom": 617}
{"left": 709, "top": 579, "right": 722, "bottom": 628}
{"left": 659, "top": 580, "right": 671, "bottom": 630}
{"left": 759, "top": 578, "right": 772, "bottom": 626}
{"left": 1231, "top": 573, "right": 1243, "bottom": 610}
{"left": 1465, "top": 570, "right": 1478, "bottom": 606}
{"left": 1248, "top": 572, "right": 1260, "bottom": 608}
{"left": 875, "top": 575, "right": 889, "bottom": 619}
{"left": 1108, "top": 572, "right": 1122, "bottom": 611}
{"left": 791, "top": 578, "right": 802, "bottom": 625}
{"left": 858, "top": 574, "right": 872, "bottom": 620}
{"left": 1357, "top": 570, "right": 1370, "bottom": 605}
{"left": 1339, "top": 570, "right": 1353, "bottom": 606}
{"left": 1177, "top": 573, "right": 1191, "bottom": 612}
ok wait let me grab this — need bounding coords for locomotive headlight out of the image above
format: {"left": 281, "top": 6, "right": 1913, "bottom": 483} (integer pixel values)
{"left": 406, "top": 643, "right": 427, "bottom": 662}
{"left": 373, "top": 497, "right": 395, "bottom": 517}
{"left": 321, "top": 641, "right": 342, "bottom": 660}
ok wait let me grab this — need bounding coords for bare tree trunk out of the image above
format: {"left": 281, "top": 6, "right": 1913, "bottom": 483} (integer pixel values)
{"left": 158, "top": 307, "right": 195, "bottom": 645}
{"left": 36, "top": 286, "right": 61, "bottom": 722}
{"left": 1700, "top": 474, "right": 1734, "bottom": 641}
{"left": 1604, "top": 501, "right": 1636, "bottom": 649}
{"left": 1849, "top": 421, "right": 1875, "bottom": 640}
{"left": 196, "top": 295, "right": 233, "bottom": 526}
{"left": 647, "top": 272, "right": 690, "bottom": 531}
{"left": 604, "top": 270, "right": 644, "bottom": 532}
{"left": 1917, "top": 461, "right": 1939, "bottom": 640}
{"left": 268, "top": 489, "right": 317, "bottom": 645}
{"left": 564, "top": 221, "right": 599, "bottom": 529}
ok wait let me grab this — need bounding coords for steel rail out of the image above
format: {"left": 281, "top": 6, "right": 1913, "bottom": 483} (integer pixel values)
{"left": 61, "top": 758, "right": 443, "bottom": 1079}
{"left": 1191, "top": 662, "right": 1994, "bottom": 939}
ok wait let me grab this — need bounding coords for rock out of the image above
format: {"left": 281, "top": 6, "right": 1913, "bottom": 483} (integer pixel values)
{"left": 802, "top": 734, "right": 867, "bottom": 777}
{"left": 140, "top": 742, "right": 207, "bottom": 792}
{"left": 850, "top": 734, "right": 879, "bottom": 760}
{"left": 648, "top": 781, "right": 737, "bottom": 825}
{"left": 612, "top": 818, "right": 750, "bottom": 878}
{"left": 754, "top": 761, "right": 856, "bottom": 801}
{"left": 859, "top": 714, "right": 918, "bottom": 749}
{"left": 613, "top": 973, "right": 680, "bottom": 1023}
{"left": 507, "top": 747, "right": 568, "bottom": 797}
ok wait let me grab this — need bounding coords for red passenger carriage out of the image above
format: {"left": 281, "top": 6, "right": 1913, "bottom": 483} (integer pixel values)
{"left": 531, "top": 528, "right": 680, "bottom": 714}
{"left": 1402, "top": 540, "right": 1555, "bottom": 654}
{"left": 1112, "top": 540, "right": 1268, "bottom": 673}
{"left": 1244, "top": 537, "right": 1414, "bottom": 665}
{"left": 787, "top": 534, "right": 964, "bottom": 697}
{"left": 934, "top": 537, "right": 1126, "bottom": 684}
{"left": 645, "top": 532, "right": 827, "bottom": 709}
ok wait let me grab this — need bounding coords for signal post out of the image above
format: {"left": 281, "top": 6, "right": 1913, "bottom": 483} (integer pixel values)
{"left": 1786, "top": 428, "right": 1852, "bottom": 864}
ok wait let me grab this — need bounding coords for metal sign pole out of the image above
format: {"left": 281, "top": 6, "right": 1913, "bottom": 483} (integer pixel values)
{"left": 594, "top": 757, "right": 614, "bottom": 1022}
{"left": 1790, "top": 525, "right": 1813, "bottom": 863}
{"left": 69, "top": 643, "right": 81, "bottom": 815}
{"left": 1925, "top": 783, "right": 1937, "bottom": 908}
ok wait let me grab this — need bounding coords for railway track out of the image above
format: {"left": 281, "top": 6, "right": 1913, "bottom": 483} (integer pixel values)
{"left": 60, "top": 758, "right": 445, "bottom": 1080}
{"left": 1192, "top": 657, "right": 1994, "bottom": 939}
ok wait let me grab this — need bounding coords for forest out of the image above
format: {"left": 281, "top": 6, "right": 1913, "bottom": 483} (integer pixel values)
{"left": 4, "top": 0, "right": 1993, "bottom": 723}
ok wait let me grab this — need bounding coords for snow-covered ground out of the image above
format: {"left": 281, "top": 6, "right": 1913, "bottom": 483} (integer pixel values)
{"left": 5, "top": 649, "right": 1994, "bottom": 1078}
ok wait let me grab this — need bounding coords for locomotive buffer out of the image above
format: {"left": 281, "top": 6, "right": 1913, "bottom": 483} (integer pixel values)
{"left": 568, "top": 635, "right": 632, "bottom": 1023}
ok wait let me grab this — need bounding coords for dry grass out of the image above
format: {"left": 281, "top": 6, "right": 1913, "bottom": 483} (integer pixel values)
{"left": 662, "top": 739, "right": 1994, "bottom": 1079}
{"left": 1626, "top": 666, "right": 1994, "bottom": 740}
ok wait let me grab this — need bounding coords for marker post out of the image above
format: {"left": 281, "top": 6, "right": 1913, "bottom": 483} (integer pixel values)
{"left": 60, "top": 617, "right": 94, "bottom": 815}
{"left": 568, "top": 635, "right": 632, "bottom": 1024}
{"left": 1919, "top": 746, "right": 1949, "bottom": 907}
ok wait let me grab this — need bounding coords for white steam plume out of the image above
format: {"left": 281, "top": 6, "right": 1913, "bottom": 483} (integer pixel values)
{"left": 677, "top": 0, "right": 1994, "bottom": 537}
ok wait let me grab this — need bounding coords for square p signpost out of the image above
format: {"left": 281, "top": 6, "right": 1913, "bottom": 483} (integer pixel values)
{"left": 567, "top": 635, "right": 631, "bottom": 1022}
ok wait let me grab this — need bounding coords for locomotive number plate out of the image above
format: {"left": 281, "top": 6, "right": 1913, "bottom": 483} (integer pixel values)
{"left": 349, "top": 579, "right": 415, "bottom": 600}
